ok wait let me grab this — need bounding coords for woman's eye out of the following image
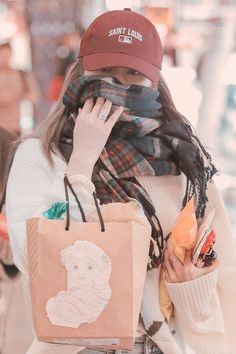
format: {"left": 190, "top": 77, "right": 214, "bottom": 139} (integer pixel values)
{"left": 87, "top": 264, "right": 94, "bottom": 271}
{"left": 74, "top": 265, "right": 78, "bottom": 270}
{"left": 127, "top": 69, "right": 141, "bottom": 76}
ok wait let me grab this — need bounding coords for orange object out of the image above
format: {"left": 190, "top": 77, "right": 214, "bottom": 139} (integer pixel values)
{"left": 171, "top": 197, "right": 197, "bottom": 263}
{"left": 48, "top": 75, "right": 63, "bottom": 102}
{"left": 0, "top": 213, "right": 8, "bottom": 241}
{"left": 159, "top": 197, "right": 197, "bottom": 320}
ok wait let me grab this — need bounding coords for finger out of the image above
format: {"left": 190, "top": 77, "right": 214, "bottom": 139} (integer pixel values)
{"left": 166, "top": 238, "right": 184, "bottom": 273}
{"left": 82, "top": 98, "right": 94, "bottom": 114}
{"left": 97, "top": 99, "right": 113, "bottom": 120}
{"left": 91, "top": 97, "right": 105, "bottom": 116}
{"left": 163, "top": 267, "right": 169, "bottom": 282}
{"left": 163, "top": 262, "right": 169, "bottom": 282}
{"left": 166, "top": 236, "right": 174, "bottom": 257}
{"left": 164, "top": 249, "right": 175, "bottom": 278}
{"left": 164, "top": 251, "right": 178, "bottom": 283}
{"left": 106, "top": 106, "right": 124, "bottom": 128}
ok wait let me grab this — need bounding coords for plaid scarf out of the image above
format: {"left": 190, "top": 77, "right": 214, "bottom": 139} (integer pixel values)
{"left": 60, "top": 76, "right": 216, "bottom": 346}
{"left": 61, "top": 75, "right": 216, "bottom": 267}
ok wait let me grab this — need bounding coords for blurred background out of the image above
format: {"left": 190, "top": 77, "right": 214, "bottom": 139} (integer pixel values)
{"left": 0, "top": 0, "right": 236, "bottom": 353}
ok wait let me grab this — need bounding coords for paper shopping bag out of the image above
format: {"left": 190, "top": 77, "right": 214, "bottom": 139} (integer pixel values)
{"left": 27, "top": 176, "right": 151, "bottom": 351}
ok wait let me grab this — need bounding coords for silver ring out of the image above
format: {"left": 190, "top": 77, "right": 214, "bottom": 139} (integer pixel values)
{"left": 169, "top": 257, "right": 177, "bottom": 263}
{"left": 98, "top": 112, "right": 107, "bottom": 120}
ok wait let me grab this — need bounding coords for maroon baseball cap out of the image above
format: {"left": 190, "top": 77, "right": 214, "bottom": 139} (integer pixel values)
{"left": 78, "top": 8, "right": 163, "bottom": 82}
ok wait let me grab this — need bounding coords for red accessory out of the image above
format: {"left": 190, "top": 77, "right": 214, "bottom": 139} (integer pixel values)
{"left": 78, "top": 8, "right": 163, "bottom": 82}
{"left": 0, "top": 213, "right": 8, "bottom": 241}
{"left": 200, "top": 229, "right": 215, "bottom": 255}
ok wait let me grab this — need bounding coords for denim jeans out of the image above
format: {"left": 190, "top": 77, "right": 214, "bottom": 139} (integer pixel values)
{"left": 78, "top": 335, "right": 164, "bottom": 354}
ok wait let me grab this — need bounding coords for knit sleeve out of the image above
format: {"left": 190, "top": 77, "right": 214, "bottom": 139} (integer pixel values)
{"left": 165, "top": 179, "right": 236, "bottom": 354}
{"left": 6, "top": 139, "right": 96, "bottom": 275}
{"left": 166, "top": 269, "right": 226, "bottom": 354}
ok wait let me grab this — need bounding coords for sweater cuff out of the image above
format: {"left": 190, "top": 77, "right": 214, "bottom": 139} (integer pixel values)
{"left": 165, "top": 269, "right": 218, "bottom": 312}
{"left": 218, "top": 266, "right": 236, "bottom": 292}
{"left": 44, "top": 173, "right": 95, "bottom": 203}
{"left": 68, "top": 174, "right": 95, "bottom": 194}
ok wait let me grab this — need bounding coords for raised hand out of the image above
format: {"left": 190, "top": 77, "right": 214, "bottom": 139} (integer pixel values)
{"left": 67, "top": 97, "right": 124, "bottom": 178}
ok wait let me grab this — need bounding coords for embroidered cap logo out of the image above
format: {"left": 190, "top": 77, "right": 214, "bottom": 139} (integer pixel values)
{"left": 118, "top": 35, "right": 132, "bottom": 44}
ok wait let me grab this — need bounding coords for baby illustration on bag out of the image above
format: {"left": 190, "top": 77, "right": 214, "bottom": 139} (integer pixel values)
{"left": 46, "top": 240, "right": 112, "bottom": 328}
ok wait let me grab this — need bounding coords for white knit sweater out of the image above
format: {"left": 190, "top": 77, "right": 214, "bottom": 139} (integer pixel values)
{"left": 6, "top": 138, "right": 236, "bottom": 354}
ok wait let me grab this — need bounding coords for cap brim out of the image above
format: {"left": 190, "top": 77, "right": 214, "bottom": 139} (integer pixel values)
{"left": 83, "top": 52, "right": 160, "bottom": 82}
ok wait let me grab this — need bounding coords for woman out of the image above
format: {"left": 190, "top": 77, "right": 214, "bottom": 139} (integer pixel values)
{"left": 6, "top": 8, "right": 236, "bottom": 354}
{"left": 0, "top": 127, "right": 19, "bottom": 353}
{"left": 0, "top": 127, "right": 15, "bottom": 206}
{"left": 0, "top": 42, "right": 39, "bottom": 136}
{"left": 0, "top": 127, "right": 19, "bottom": 280}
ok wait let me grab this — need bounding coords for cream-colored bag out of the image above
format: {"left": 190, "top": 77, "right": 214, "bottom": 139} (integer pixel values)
{"left": 27, "top": 176, "right": 151, "bottom": 351}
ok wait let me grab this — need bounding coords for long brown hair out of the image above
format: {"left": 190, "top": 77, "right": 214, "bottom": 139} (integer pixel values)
{"left": 31, "top": 58, "right": 188, "bottom": 165}
{"left": 0, "top": 128, "right": 17, "bottom": 208}
{"left": 30, "top": 59, "right": 83, "bottom": 164}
